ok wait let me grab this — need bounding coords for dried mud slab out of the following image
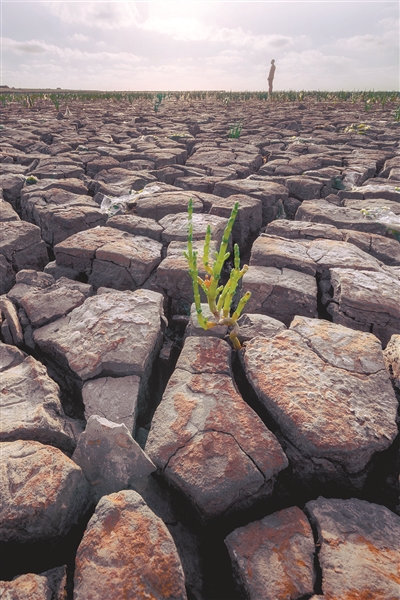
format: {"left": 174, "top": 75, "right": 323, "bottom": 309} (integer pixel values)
{"left": 54, "top": 226, "right": 163, "bottom": 290}
{"left": 146, "top": 336, "right": 288, "bottom": 521}
{"left": 225, "top": 506, "right": 316, "bottom": 600}
{"left": 32, "top": 290, "right": 165, "bottom": 411}
{"left": 327, "top": 268, "right": 400, "bottom": 346}
{"left": 73, "top": 490, "right": 187, "bottom": 600}
{"left": 72, "top": 415, "right": 156, "bottom": 502}
{"left": 0, "top": 221, "right": 48, "bottom": 294}
{"left": 242, "top": 316, "right": 398, "bottom": 489}
{"left": 0, "top": 343, "right": 77, "bottom": 451}
{"left": 1, "top": 95, "right": 399, "bottom": 595}
{"left": 305, "top": 497, "right": 400, "bottom": 600}
{"left": 0, "top": 567, "right": 67, "bottom": 600}
{"left": 243, "top": 265, "right": 318, "bottom": 325}
{"left": 0, "top": 440, "right": 92, "bottom": 543}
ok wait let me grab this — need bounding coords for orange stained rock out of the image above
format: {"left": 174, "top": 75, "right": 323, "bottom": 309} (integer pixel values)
{"left": 87, "top": 438, "right": 101, "bottom": 446}
{"left": 171, "top": 390, "right": 197, "bottom": 440}
{"left": 235, "top": 506, "right": 312, "bottom": 563}
{"left": 178, "top": 336, "right": 231, "bottom": 375}
{"left": 68, "top": 350, "right": 100, "bottom": 374}
{"left": 0, "top": 574, "right": 51, "bottom": 599}
{"left": 67, "top": 335, "right": 127, "bottom": 375}
{"left": 197, "top": 339, "right": 229, "bottom": 372}
{"left": 321, "top": 533, "right": 400, "bottom": 600}
{"left": 7, "top": 445, "right": 74, "bottom": 511}
{"left": 197, "top": 432, "right": 246, "bottom": 483}
{"left": 226, "top": 506, "right": 315, "bottom": 599}
{"left": 290, "top": 316, "right": 383, "bottom": 374}
{"left": 326, "top": 591, "right": 399, "bottom": 600}
{"left": 1, "top": 441, "right": 91, "bottom": 545}
{"left": 165, "top": 430, "right": 265, "bottom": 515}
{"left": 167, "top": 371, "right": 286, "bottom": 477}
{"left": 244, "top": 332, "right": 397, "bottom": 458}
{"left": 74, "top": 492, "right": 186, "bottom": 600}
{"left": 55, "top": 226, "right": 117, "bottom": 254}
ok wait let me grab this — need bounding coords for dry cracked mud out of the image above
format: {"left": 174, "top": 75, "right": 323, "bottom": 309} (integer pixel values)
{"left": 1, "top": 94, "right": 399, "bottom": 600}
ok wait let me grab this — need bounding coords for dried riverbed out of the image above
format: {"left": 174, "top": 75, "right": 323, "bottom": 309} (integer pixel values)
{"left": 1, "top": 95, "right": 399, "bottom": 599}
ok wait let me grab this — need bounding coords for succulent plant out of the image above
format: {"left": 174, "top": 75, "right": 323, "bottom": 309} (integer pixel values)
{"left": 184, "top": 199, "right": 251, "bottom": 349}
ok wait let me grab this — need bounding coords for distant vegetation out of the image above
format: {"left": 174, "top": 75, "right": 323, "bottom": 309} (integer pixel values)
{"left": 1, "top": 89, "right": 399, "bottom": 116}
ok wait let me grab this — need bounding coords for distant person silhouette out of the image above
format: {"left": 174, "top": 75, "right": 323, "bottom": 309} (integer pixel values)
{"left": 268, "top": 59, "right": 276, "bottom": 94}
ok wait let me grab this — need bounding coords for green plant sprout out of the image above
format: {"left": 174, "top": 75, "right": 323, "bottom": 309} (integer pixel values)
{"left": 0, "top": 89, "right": 399, "bottom": 113}
{"left": 49, "top": 94, "right": 60, "bottom": 111}
{"left": 361, "top": 206, "right": 400, "bottom": 241}
{"left": 153, "top": 92, "right": 165, "bottom": 112}
{"left": 25, "top": 175, "right": 38, "bottom": 186}
{"left": 332, "top": 176, "right": 346, "bottom": 190}
{"left": 344, "top": 123, "right": 371, "bottom": 135}
{"left": 184, "top": 199, "right": 251, "bottom": 350}
{"left": 228, "top": 122, "right": 243, "bottom": 139}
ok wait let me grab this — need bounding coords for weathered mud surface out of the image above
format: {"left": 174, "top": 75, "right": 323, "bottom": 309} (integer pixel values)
{"left": 1, "top": 96, "right": 399, "bottom": 599}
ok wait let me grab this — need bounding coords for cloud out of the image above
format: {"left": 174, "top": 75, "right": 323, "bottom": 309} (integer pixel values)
{"left": 48, "top": 1, "right": 140, "bottom": 30}
{"left": 139, "top": 17, "right": 296, "bottom": 51}
{"left": 210, "top": 28, "right": 293, "bottom": 51}
{"left": 334, "top": 30, "right": 398, "bottom": 54}
{"left": 2, "top": 2, "right": 398, "bottom": 92}
{"left": 331, "top": 16, "right": 399, "bottom": 56}
{"left": 277, "top": 50, "right": 358, "bottom": 89}
{"left": 205, "top": 49, "right": 246, "bottom": 66}
{"left": 378, "top": 17, "right": 400, "bottom": 29}
{"left": 140, "top": 16, "right": 211, "bottom": 41}
{"left": 3, "top": 40, "right": 47, "bottom": 54}
{"left": 272, "top": 48, "right": 398, "bottom": 91}
{"left": 68, "top": 34, "right": 90, "bottom": 43}
{"left": 3, "top": 37, "right": 143, "bottom": 66}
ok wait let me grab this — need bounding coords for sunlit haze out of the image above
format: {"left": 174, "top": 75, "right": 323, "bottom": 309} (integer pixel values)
{"left": 1, "top": 0, "right": 399, "bottom": 91}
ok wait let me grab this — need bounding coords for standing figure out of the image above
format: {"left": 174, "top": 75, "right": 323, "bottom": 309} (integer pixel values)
{"left": 268, "top": 59, "right": 276, "bottom": 94}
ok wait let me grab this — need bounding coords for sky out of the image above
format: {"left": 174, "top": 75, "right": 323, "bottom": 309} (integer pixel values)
{"left": 1, "top": 0, "right": 399, "bottom": 91}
